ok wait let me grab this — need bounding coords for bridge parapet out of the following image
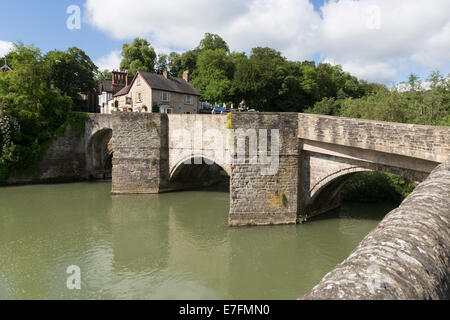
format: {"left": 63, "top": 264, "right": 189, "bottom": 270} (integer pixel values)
{"left": 301, "top": 159, "right": 450, "bottom": 300}
{"left": 298, "top": 114, "right": 449, "bottom": 163}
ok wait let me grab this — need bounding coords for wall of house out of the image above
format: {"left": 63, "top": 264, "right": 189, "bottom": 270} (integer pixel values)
{"left": 127, "top": 73, "right": 152, "bottom": 111}
{"left": 152, "top": 89, "right": 198, "bottom": 114}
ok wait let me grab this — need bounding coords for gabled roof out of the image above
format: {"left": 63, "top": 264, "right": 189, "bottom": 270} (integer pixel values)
{"left": 138, "top": 71, "right": 201, "bottom": 96}
{"left": 114, "top": 85, "right": 131, "bottom": 97}
{"left": 98, "top": 79, "right": 112, "bottom": 93}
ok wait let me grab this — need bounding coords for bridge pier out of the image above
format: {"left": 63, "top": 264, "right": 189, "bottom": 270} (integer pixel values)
{"left": 228, "top": 113, "right": 301, "bottom": 226}
{"left": 111, "top": 113, "right": 169, "bottom": 194}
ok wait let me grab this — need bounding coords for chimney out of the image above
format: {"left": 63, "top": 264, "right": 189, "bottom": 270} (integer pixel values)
{"left": 163, "top": 69, "right": 168, "bottom": 79}
{"left": 183, "top": 70, "right": 190, "bottom": 82}
{"left": 125, "top": 70, "right": 129, "bottom": 86}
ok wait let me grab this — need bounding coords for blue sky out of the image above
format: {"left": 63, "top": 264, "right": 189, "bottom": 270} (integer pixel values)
{"left": 1, "top": 0, "right": 448, "bottom": 85}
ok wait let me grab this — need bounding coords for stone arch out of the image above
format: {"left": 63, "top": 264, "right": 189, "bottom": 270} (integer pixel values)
{"left": 86, "top": 128, "right": 113, "bottom": 179}
{"left": 168, "top": 155, "right": 230, "bottom": 191}
{"left": 170, "top": 154, "right": 231, "bottom": 179}
{"left": 305, "top": 162, "right": 425, "bottom": 218}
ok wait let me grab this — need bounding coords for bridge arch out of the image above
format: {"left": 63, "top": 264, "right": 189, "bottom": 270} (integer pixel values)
{"left": 168, "top": 156, "right": 230, "bottom": 191}
{"left": 86, "top": 128, "right": 113, "bottom": 179}
{"left": 305, "top": 164, "right": 422, "bottom": 218}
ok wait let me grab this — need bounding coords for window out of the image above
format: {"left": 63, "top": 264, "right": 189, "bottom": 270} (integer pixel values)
{"left": 137, "top": 93, "right": 142, "bottom": 102}
{"left": 126, "top": 97, "right": 132, "bottom": 105}
{"left": 184, "top": 95, "right": 193, "bottom": 105}
{"left": 161, "top": 92, "right": 170, "bottom": 102}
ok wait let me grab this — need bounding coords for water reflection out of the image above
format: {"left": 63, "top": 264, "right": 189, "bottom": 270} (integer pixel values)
{"left": 0, "top": 182, "right": 396, "bottom": 300}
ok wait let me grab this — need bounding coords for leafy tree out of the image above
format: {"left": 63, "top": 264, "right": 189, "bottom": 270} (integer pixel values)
{"left": 167, "top": 52, "right": 183, "bottom": 77}
{"left": 45, "top": 47, "right": 97, "bottom": 109}
{"left": 0, "top": 43, "right": 73, "bottom": 182}
{"left": 120, "top": 38, "right": 156, "bottom": 75}
{"left": 191, "top": 49, "right": 234, "bottom": 103}
{"left": 95, "top": 69, "right": 112, "bottom": 83}
{"left": 155, "top": 53, "right": 169, "bottom": 75}
{"left": 197, "top": 33, "right": 230, "bottom": 52}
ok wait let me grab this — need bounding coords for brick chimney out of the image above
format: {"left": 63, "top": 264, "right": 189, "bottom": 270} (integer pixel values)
{"left": 183, "top": 70, "right": 190, "bottom": 82}
{"left": 111, "top": 70, "right": 129, "bottom": 94}
{"left": 163, "top": 69, "right": 168, "bottom": 79}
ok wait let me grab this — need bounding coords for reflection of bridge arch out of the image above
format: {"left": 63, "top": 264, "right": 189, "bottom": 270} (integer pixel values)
{"left": 87, "top": 128, "right": 113, "bottom": 179}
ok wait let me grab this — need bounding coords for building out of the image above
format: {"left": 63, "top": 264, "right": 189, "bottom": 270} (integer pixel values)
{"left": 0, "top": 58, "right": 12, "bottom": 73}
{"left": 107, "top": 70, "right": 201, "bottom": 114}
{"left": 98, "top": 70, "right": 132, "bottom": 114}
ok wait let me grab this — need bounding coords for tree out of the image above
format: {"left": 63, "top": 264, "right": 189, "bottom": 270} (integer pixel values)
{"left": 197, "top": 33, "right": 229, "bottom": 52}
{"left": 155, "top": 53, "right": 168, "bottom": 75}
{"left": 45, "top": 47, "right": 97, "bottom": 110}
{"left": 248, "top": 47, "right": 286, "bottom": 111}
{"left": 120, "top": 38, "right": 156, "bottom": 75}
{"left": 191, "top": 49, "right": 234, "bottom": 103}
{"left": 167, "top": 52, "right": 182, "bottom": 77}
{"left": 0, "top": 42, "right": 73, "bottom": 182}
{"left": 95, "top": 69, "right": 112, "bottom": 83}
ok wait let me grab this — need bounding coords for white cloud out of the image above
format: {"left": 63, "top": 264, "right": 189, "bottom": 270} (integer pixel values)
{"left": 85, "top": 0, "right": 450, "bottom": 83}
{"left": 318, "top": 0, "right": 450, "bottom": 81}
{"left": 95, "top": 50, "right": 121, "bottom": 71}
{"left": 0, "top": 41, "right": 13, "bottom": 57}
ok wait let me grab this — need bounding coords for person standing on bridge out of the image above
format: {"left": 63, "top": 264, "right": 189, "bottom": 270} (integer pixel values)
{"left": 238, "top": 100, "right": 248, "bottom": 112}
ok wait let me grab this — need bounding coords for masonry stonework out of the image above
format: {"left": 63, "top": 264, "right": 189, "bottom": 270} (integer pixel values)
{"left": 111, "top": 112, "right": 169, "bottom": 194}
{"left": 301, "top": 160, "right": 450, "bottom": 300}
{"left": 228, "top": 113, "right": 300, "bottom": 226}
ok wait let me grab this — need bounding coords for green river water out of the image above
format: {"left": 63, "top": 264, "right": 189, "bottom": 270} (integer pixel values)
{"left": 0, "top": 181, "right": 396, "bottom": 300}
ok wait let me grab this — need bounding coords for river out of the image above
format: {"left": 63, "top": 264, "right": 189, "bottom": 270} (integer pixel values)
{"left": 0, "top": 181, "right": 396, "bottom": 300}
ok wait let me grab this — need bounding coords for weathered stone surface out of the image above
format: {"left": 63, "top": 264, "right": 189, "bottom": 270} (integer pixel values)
{"left": 298, "top": 113, "right": 449, "bottom": 163}
{"left": 111, "top": 112, "right": 169, "bottom": 194}
{"left": 300, "top": 160, "right": 450, "bottom": 300}
{"left": 5, "top": 125, "right": 87, "bottom": 185}
{"left": 229, "top": 113, "right": 300, "bottom": 226}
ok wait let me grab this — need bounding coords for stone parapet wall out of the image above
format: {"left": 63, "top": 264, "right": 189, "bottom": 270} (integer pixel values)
{"left": 298, "top": 113, "right": 449, "bottom": 163}
{"left": 301, "top": 160, "right": 450, "bottom": 300}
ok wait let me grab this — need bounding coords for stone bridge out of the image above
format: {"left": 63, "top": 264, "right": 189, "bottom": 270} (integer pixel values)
{"left": 85, "top": 112, "right": 449, "bottom": 226}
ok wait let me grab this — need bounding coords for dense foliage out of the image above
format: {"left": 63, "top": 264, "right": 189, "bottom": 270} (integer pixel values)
{"left": 120, "top": 34, "right": 383, "bottom": 111}
{"left": 0, "top": 43, "right": 90, "bottom": 182}
{"left": 307, "top": 72, "right": 450, "bottom": 126}
{"left": 120, "top": 38, "right": 157, "bottom": 75}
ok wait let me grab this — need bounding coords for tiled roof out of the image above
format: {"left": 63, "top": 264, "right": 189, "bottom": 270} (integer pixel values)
{"left": 99, "top": 79, "right": 112, "bottom": 93}
{"left": 114, "top": 85, "right": 130, "bottom": 97}
{"left": 139, "top": 71, "right": 201, "bottom": 96}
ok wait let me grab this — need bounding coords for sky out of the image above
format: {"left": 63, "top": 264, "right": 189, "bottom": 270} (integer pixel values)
{"left": 1, "top": 0, "right": 449, "bottom": 86}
